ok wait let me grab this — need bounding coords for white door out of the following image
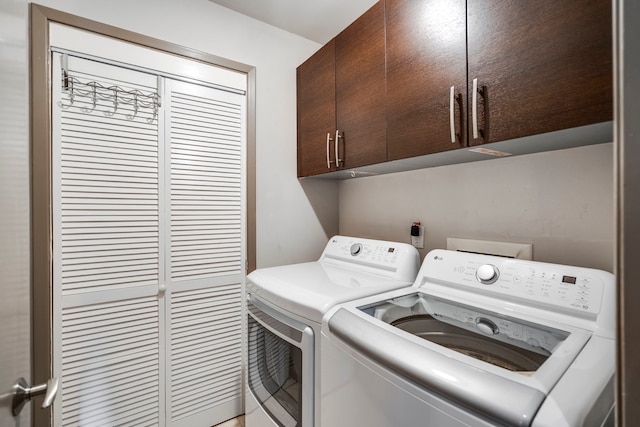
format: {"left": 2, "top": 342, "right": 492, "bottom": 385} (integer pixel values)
{"left": 0, "top": 2, "right": 49, "bottom": 426}
{"left": 51, "top": 52, "right": 245, "bottom": 427}
{"left": 0, "top": 35, "right": 31, "bottom": 427}
{"left": 164, "top": 78, "right": 246, "bottom": 426}
{"left": 51, "top": 54, "right": 166, "bottom": 427}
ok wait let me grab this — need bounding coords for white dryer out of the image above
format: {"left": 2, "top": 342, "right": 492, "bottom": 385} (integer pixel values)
{"left": 245, "top": 235, "right": 420, "bottom": 427}
{"left": 321, "top": 249, "right": 615, "bottom": 427}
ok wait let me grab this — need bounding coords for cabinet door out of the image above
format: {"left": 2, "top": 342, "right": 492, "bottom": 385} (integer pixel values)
{"left": 386, "top": 0, "right": 467, "bottom": 161}
{"left": 335, "top": 1, "right": 387, "bottom": 169}
{"left": 297, "top": 41, "right": 336, "bottom": 177}
{"left": 467, "top": 0, "right": 613, "bottom": 146}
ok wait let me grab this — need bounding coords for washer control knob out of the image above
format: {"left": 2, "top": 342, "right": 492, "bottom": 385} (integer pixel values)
{"left": 476, "top": 264, "right": 499, "bottom": 284}
{"left": 350, "top": 243, "right": 363, "bottom": 256}
{"left": 476, "top": 318, "right": 499, "bottom": 335}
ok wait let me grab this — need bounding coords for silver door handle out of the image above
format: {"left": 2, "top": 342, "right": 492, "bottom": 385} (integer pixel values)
{"left": 335, "top": 130, "right": 343, "bottom": 168}
{"left": 449, "top": 86, "right": 456, "bottom": 143}
{"left": 326, "top": 132, "right": 334, "bottom": 169}
{"left": 12, "top": 377, "right": 59, "bottom": 416}
{"left": 472, "top": 78, "right": 479, "bottom": 140}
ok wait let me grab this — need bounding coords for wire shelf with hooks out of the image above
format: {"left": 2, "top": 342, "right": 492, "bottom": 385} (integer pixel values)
{"left": 57, "top": 74, "right": 160, "bottom": 124}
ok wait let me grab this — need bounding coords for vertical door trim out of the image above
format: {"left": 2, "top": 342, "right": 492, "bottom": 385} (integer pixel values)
{"left": 30, "top": 7, "right": 52, "bottom": 426}
{"left": 615, "top": 0, "right": 640, "bottom": 425}
{"left": 29, "top": 4, "right": 257, "bottom": 425}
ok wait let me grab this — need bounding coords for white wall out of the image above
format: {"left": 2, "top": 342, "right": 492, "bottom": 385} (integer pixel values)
{"left": 31, "top": 0, "right": 339, "bottom": 267}
{"left": 0, "top": 1, "right": 31, "bottom": 425}
{"left": 339, "top": 143, "right": 614, "bottom": 272}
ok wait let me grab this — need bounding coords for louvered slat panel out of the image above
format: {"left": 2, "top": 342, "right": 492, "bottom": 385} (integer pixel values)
{"left": 59, "top": 66, "right": 160, "bottom": 295}
{"left": 54, "top": 54, "right": 246, "bottom": 427}
{"left": 170, "top": 84, "right": 243, "bottom": 282}
{"left": 62, "top": 172, "right": 158, "bottom": 184}
{"left": 171, "top": 242, "right": 240, "bottom": 252}
{"left": 171, "top": 333, "right": 242, "bottom": 363}
{"left": 52, "top": 55, "right": 163, "bottom": 427}
{"left": 60, "top": 296, "right": 160, "bottom": 427}
{"left": 172, "top": 148, "right": 239, "bottom": 162}
{"left": 172, "top": 322, "right": 241, "bottom": 347}
{"left": 171, "top": 338, "right": 241, "bottom": 368}
{"left": 170, "top": 285, "right": 242, "bottom": 422}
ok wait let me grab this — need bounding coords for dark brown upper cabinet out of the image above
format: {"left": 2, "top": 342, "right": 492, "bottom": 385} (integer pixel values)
{"left": 297, "top": 0, "right": 612, "bottom": 178}
{"left": 336, "top": 1, "right": 387, "bottom": 171}
{"left": 386, "top": 0, "right": 468, "bottom": 161}
{"left": 467, "top": 0, "right": 612, "bottom": 146}
{"left": 387, "top": 0, "right": 612, "bottom": 159}
{"left": 297, "top": 41, "right": 337, "bottom": 177}
{"left": 297, "top": 1, "right": 386, "bottom": 177}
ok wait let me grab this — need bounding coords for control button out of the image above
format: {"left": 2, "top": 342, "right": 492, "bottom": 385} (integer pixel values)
{"left": 350, "top": 243, "right": 363, "bottom": 256}
{"left": 476, "top": 264, "right": 499, "bottom": 284}
{"left": 476, "top": 318, "right": 499, "bottom": 335}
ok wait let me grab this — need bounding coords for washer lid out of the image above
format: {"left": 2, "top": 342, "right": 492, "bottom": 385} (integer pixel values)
{"left": 360, "top": 292, "right": 575, "bottom": 374}
{"left": 329, "top": 307, "right": 547, "bottom": 427}
{"left": 247, "top": 262, "right": 414, "bottom": 323}
{"left": 390, "top": 315, "right": 549, "bottom": 373}
{"left": 327, "top": 288, "right": 595, "bottom": 426}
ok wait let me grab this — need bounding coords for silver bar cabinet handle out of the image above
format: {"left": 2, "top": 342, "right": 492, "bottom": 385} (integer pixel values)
{"left": 472, "top": 78, "right": 479, "bottom": 139}
{"left": 326, "top": 132, "right": 334, "bottom": 169}
{"left": 335, "top": 130, "right": 343, "bottom": 168}
{"left": 449, "top": 86, "right": 456, "bottom": 143}
{"left": 12, "top": 377, "right": 59, "bottom": 416}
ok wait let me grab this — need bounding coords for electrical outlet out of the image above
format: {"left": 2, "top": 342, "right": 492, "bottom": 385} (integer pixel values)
{"left": 411, "top": 226, "right": 424, "bottom": 249}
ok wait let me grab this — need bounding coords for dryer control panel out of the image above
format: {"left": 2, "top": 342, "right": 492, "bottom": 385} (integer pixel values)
{"left": 320, "top": 235, "right": 420, "bottom": 282}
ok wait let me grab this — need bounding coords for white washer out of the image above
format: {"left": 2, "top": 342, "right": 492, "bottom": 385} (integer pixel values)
{"left": 245, "top": 235, "right": 420, "bottom": 427}
{"left": 321, "top": 249, "right": 615, "bottom": 427}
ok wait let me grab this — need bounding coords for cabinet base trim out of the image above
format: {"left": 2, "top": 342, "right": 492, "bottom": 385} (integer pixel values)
{"left": 302, "top": 121, "right": 613, "bottom": 180}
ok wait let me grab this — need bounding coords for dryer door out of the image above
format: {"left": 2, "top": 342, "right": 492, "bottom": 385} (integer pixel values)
{"left": 247, "top": 294, "right": 314, "bottom": 427}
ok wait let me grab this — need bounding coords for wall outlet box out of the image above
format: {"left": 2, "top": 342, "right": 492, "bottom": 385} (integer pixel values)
{"left": 411, "top": 226, "right": 424, "bottom": 249}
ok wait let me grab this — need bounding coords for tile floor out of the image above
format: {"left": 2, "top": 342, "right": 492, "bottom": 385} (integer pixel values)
{"left": 213, "top": 415, "right": 245, "bottom": 427}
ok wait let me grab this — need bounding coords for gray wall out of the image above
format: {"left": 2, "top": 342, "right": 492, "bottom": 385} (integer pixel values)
{"left": 339, "top": 143, "right": 614, "bottom": 272}
{"left": 0, "top": 0, "right": 30, "bottom": 425}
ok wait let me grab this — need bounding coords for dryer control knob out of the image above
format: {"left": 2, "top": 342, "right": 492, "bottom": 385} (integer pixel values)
{"left": 476, "top": 264, "right": 499, "bottom": 284}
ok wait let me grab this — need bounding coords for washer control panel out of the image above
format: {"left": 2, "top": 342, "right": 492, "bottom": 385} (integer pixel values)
{"left": 422, "top": 250, "right": 607, "bottom": 316}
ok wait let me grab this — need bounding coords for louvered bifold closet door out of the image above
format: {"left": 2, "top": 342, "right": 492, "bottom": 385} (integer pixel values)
{"left": 165, "top": 79, "right": 246, "bottom": 427}
{"left": 52, "top": 53, "right": 165, "bottom": 427}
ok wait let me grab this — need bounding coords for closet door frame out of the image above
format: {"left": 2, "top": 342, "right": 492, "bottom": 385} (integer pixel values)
{"left": 30, "top": 5, "right": 256, "bottom": 426}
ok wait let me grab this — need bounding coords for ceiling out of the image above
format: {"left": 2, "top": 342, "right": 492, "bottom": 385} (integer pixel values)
{"left": 208, "top": 0, "right": 378, "bottom": 44}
